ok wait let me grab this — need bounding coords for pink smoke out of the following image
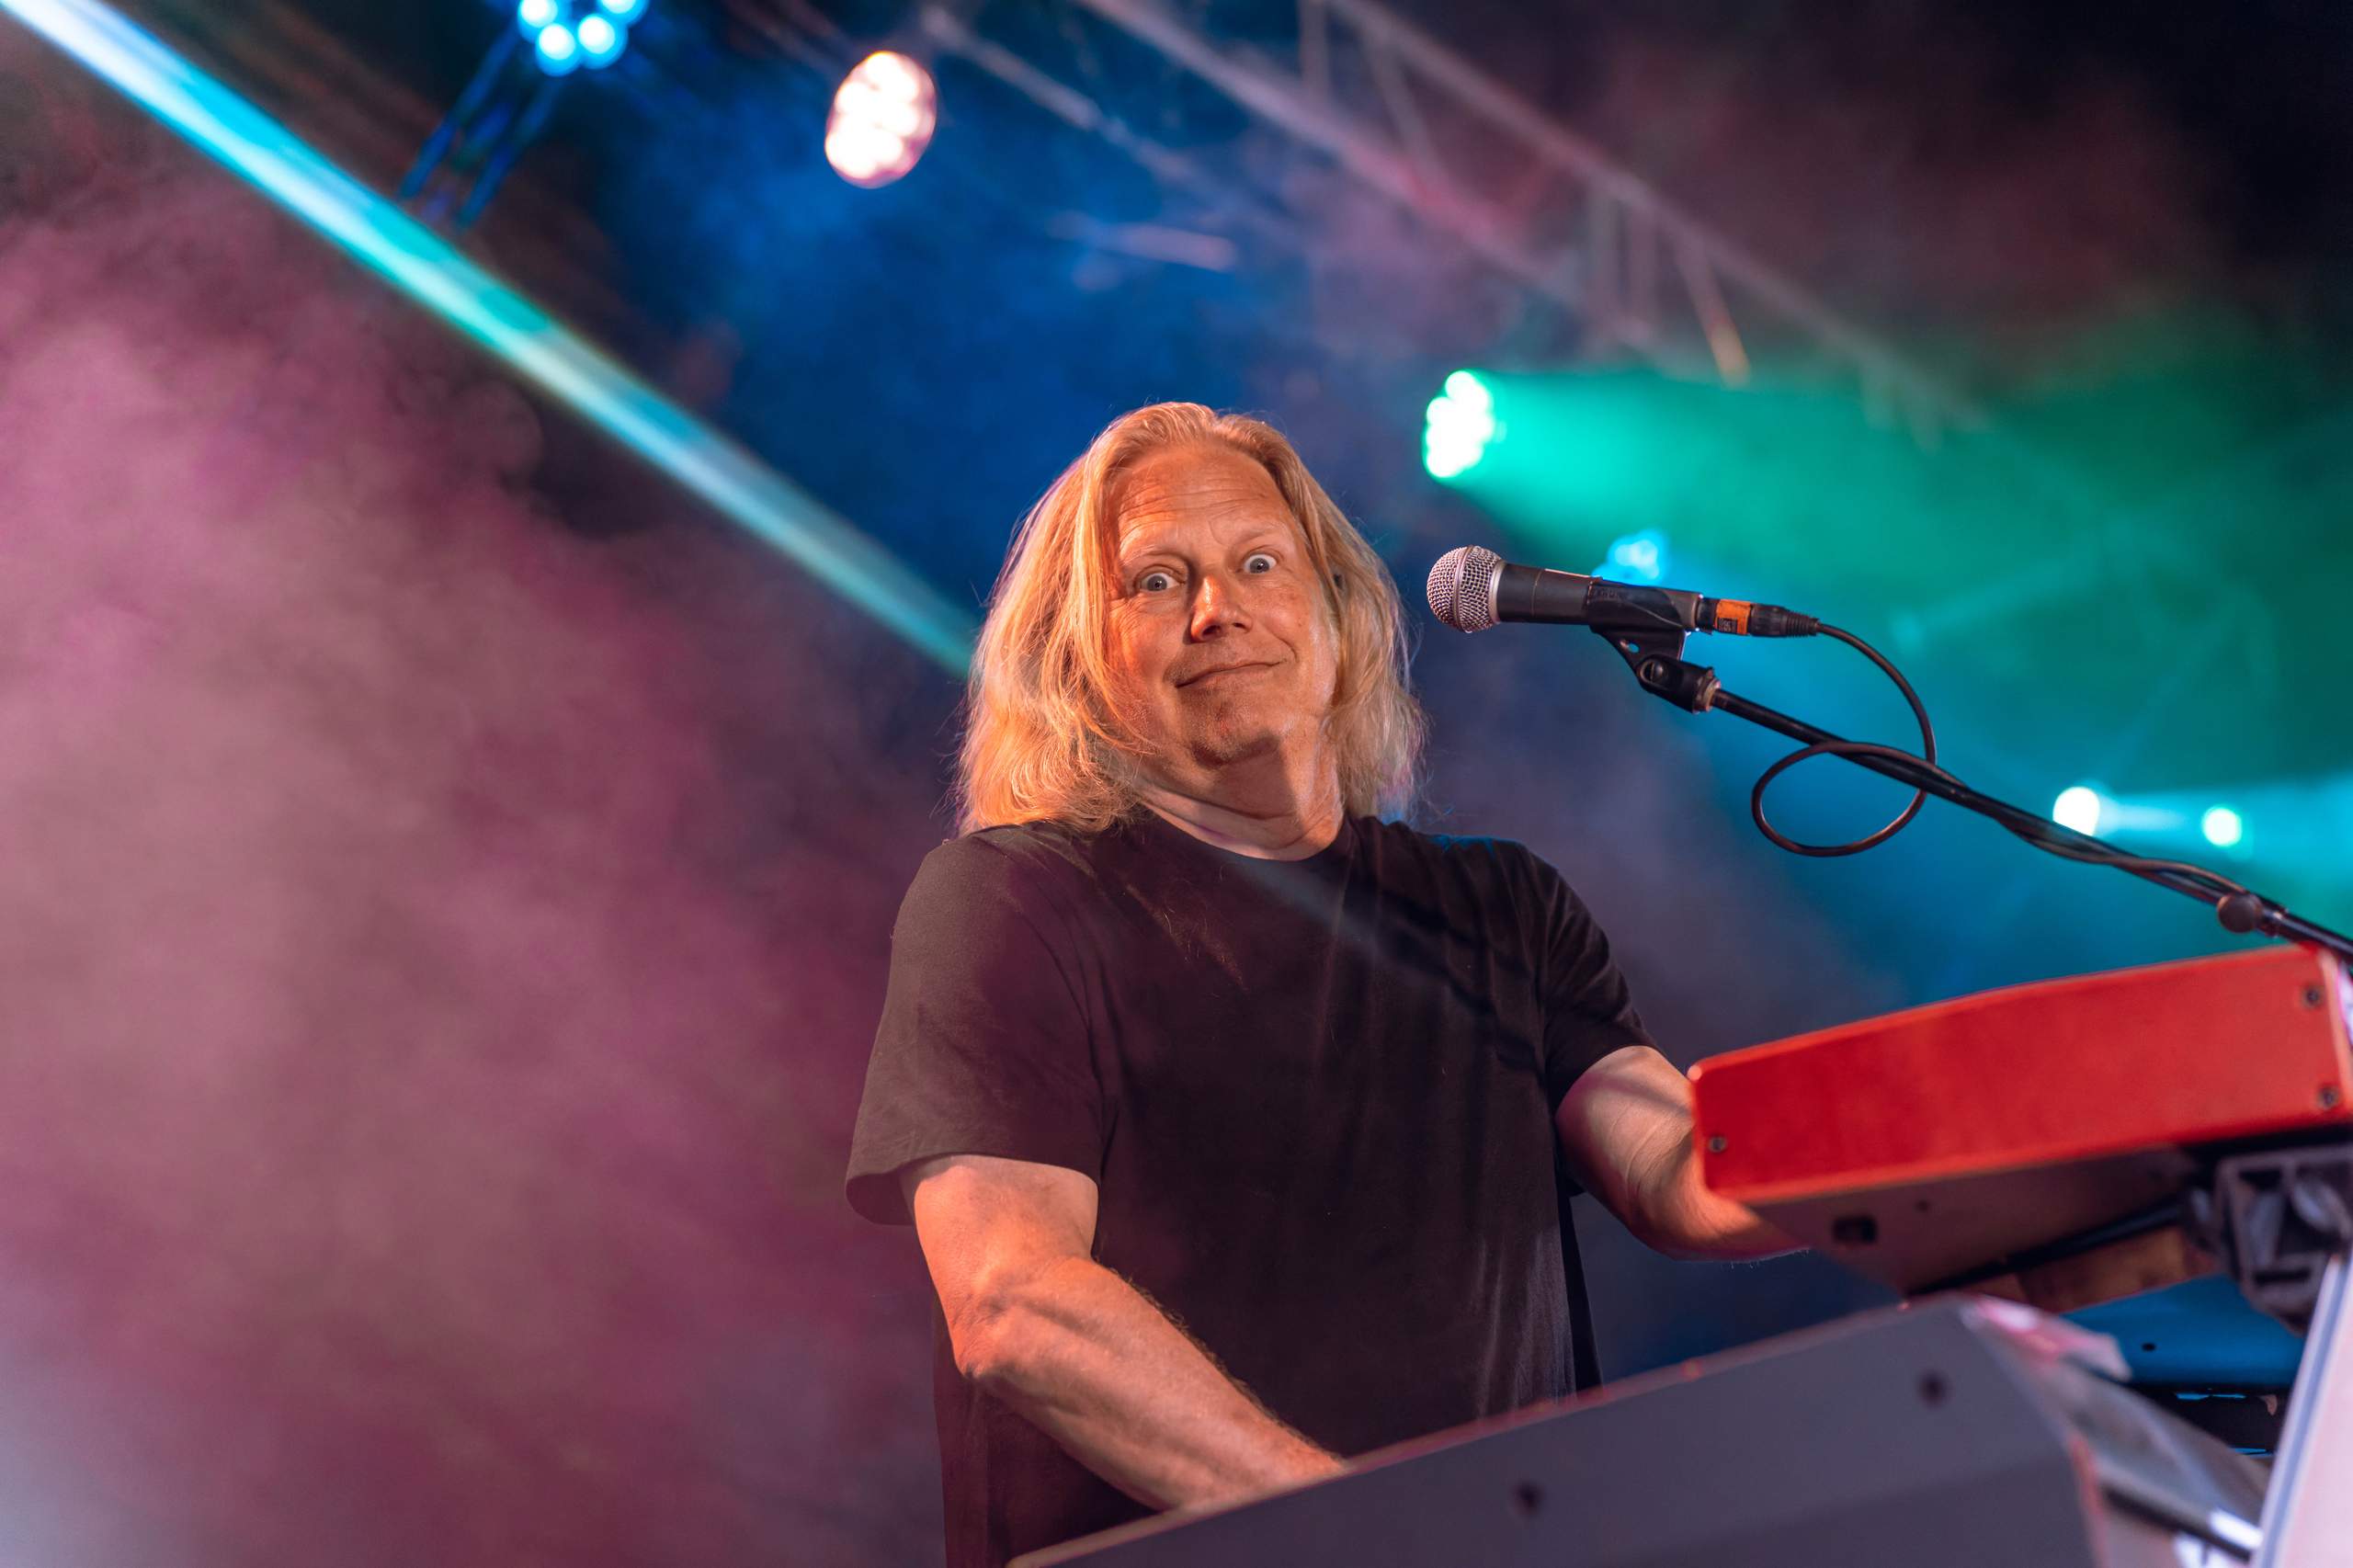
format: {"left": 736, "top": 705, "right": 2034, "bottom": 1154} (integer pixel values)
{"left": 0, "top": 40, "right": 957, "bottom": 1567}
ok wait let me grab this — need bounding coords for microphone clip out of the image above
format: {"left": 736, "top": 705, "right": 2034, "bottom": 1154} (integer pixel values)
{"left": 1598, "top": 625, "right": 1722, "bottom": 713}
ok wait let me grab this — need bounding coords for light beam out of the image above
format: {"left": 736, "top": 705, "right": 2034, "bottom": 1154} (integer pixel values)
{"left": 0, "top": 0, "right": 974, "bottom": 673}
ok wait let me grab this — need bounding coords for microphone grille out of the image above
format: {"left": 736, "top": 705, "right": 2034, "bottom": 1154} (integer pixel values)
{"left": 1426, "top": 546, "right": 1503, "bottom": 632}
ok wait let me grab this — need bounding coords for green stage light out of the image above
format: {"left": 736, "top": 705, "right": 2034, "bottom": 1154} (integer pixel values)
{"left": 1416, "top": 368, "right": 2038, "bottom": 600}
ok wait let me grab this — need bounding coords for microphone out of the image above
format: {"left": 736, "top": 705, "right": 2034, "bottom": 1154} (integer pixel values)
{"left": 1426, "top": 545, "right": 1820, "bottom": 638}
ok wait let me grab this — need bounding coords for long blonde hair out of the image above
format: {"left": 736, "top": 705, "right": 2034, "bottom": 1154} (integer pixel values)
{"left": 956, "top": 403, "right": 1426, "bottom": 834}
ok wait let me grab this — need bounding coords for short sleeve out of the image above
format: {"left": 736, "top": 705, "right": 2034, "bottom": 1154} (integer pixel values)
{"left": 1524, "top": 850, "right": 1652, "bottom": 1109}
{"left": 843, "top": 835, "right": 1104, "bottom": 1225}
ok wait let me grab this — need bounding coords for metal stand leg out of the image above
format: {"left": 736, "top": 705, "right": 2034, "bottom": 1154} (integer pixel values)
{"left": 2254, "top": 1253, "right": 2353, "bottom": 1568}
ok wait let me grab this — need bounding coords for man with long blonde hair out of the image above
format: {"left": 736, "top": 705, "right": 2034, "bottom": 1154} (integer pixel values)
{"left": 847, "top": 404, "right": 1788, "bottom": 1567}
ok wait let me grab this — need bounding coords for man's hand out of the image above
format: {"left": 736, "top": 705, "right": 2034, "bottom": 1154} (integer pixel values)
{"left": 905, "top": 1153, "right": 1345, "bottom": 1511}
{"left": 1554, "top": 1044, "right": 1801, "bottom": 1261}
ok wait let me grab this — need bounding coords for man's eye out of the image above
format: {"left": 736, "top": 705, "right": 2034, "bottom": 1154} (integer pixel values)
{"left": 1243, "top": 553, "right": 1276, "bottom": 574}
{"left": 1138, "top": 571, "right": 1176, "bottom": 594}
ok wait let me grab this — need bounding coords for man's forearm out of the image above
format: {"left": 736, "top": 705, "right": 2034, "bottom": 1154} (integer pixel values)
{"left": 1558, "top": 1045, "right": 1804, "bottom": 1263}
{"left": 960, "top": 1255, "right": 1345, "bottom": 1510}
{"left": 1639, "top": 1136, "right": 1802, "bottom": 1261}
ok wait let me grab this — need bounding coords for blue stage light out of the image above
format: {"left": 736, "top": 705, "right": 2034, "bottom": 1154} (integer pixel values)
{"left": 1599, "top": 529, "right": 1668, "bottom": 584}
{"left": 534, "top": 21, "right": 582, "bottom": 74}
{"left": 576, "top": 13, "right": 624, "bottom": 65}
{"left": 2200, "top": 805, "right": 2245, "bottom": 848}
{"left": 597, "top": 0, "right": 646, "bottom": 19}
{"left": 515, "top": 0, "right": 558, "bottom": 31}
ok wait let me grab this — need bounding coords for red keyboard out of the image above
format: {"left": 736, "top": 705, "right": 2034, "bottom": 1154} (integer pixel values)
{"left": 1690, "top": 944, "right": 2353, "bottom": 1292}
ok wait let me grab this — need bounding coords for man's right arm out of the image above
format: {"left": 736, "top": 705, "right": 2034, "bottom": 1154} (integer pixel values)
{"left": 904, "top": 1153, "right": 1345, "bottom": 1513}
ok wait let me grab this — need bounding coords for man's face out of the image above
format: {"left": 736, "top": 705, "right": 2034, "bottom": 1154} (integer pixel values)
{"left": 1105, "top": 443, "right": 1340, "bottom": 781}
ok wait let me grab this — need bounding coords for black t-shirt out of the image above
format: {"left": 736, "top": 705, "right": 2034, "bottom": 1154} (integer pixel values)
{"left": 844, "top": 810, "right": 1650, "bottom": 1568}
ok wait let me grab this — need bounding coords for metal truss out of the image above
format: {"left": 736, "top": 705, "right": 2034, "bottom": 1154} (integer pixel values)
{"left": 955, "top": 0, "right": 2292, "bottom": 719}
{"left": 1060, "top": 0, "right": 1984, "bottom": 440}
{"left": 919, "top": 5, "right": 1306, "bottom": 266}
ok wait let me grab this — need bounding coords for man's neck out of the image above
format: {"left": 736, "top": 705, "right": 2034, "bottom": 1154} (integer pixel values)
{"left": 1132, "top": 766, "right": 1345, "bottom": 861}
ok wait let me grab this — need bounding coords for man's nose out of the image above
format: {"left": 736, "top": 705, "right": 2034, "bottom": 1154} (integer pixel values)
{"left": 1188, "top": 570, "right": 1250, "bottom": 639}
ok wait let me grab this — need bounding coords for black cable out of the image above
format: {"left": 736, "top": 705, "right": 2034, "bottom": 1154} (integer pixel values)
{"left": 1746, "top": 624, "right": 2264, "bottom": 906}
{"left": 1995, "top": 823, "right": 2250, "bottom": 897}
{"left": 1749, "top": 626, "right": 1944, "bottom": 857}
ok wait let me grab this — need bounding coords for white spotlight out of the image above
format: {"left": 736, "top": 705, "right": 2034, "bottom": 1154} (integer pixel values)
{"left": 2052, "top": 785, "right": 2107, "bottom": 836}
{"left": 826, "top": 51, "right": 938, "bottom": 188}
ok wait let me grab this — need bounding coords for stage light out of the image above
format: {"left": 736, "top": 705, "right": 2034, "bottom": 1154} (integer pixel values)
{"left": 1443, "top": 369, "right": 1490, "bottom": 410}
{"left": 517, "top": 0, "right": 642, "bottom": 74}
{"left": 576, "top": 13, "right": 624, "bottom": 65}
{"left": 0, "top": 0, "right": 972, "bottom": 672}
{"left": 1599, "top": 529, "right": 1667, "bottom": 584}
{"left": 2052, "top": 785, "right": 2107, "bottom": 836}
{"left": 2201, "top": 805, "right": 2245, "bottom": 848}
{"left": 825, "top": 51, "right": 938, "bottom": 188}
{"left": 1424, "top": 370, "right": 1499, "bottom": 481}
{"left": 534, "top": 21, "right": 582, "bottom": 73}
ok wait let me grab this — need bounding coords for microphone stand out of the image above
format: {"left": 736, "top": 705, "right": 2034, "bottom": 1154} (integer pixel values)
{"left": 1597, "top": 624, "right": 2353, "bottom": 964}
